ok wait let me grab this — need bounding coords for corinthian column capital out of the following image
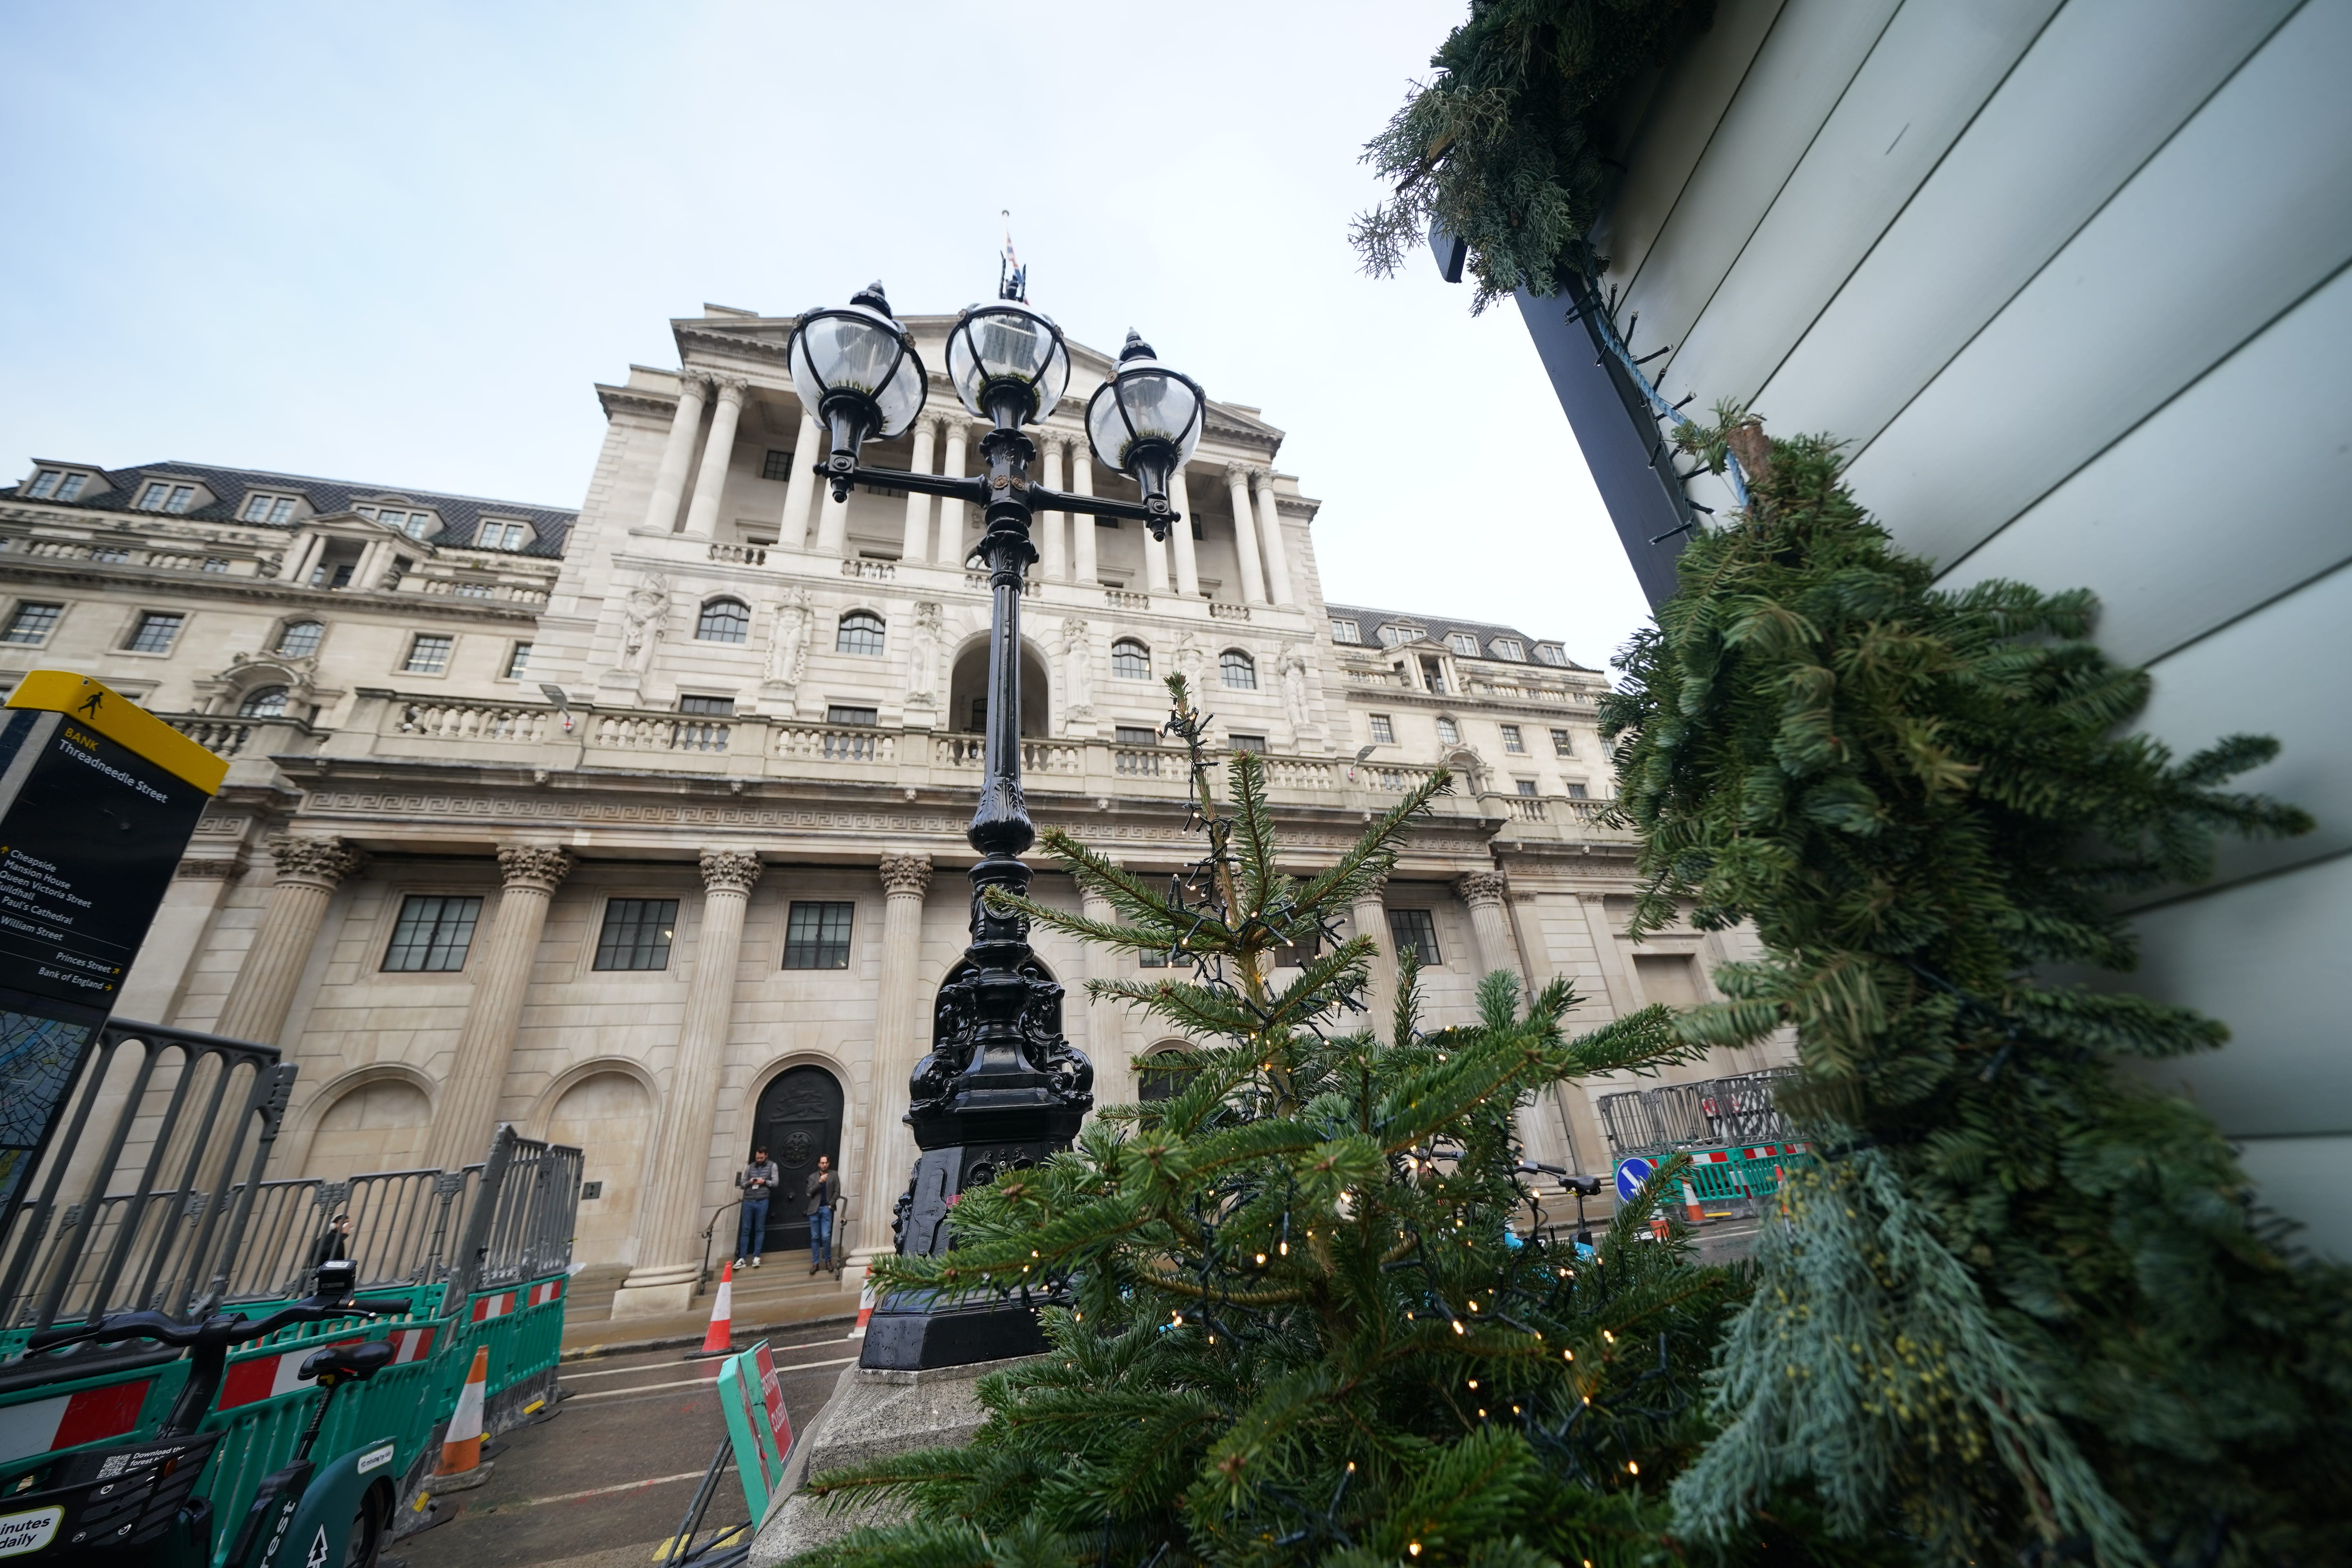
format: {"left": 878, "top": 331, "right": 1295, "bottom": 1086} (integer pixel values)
{"left": 1456, "top": 870, "right": 1510, "bottom": 909}
{"left": 675, "top": 367, "right": 712, "bottom": 399}
{"left": 710, "top": 375, "right": 749, "bottom": 406}
{"left": 497, "top": 844, "right": 573, "bottom": 893}
{"left": 267, "top": 835, "right": 363, "bottom": 890}
{"left": 1251, "top": 465, "right": 1278, "bottom": 494}
{"left": 1040, "top": 430, "right": 1071, "bottom": 459}
{"left": 1223, "top": 461, "right": 1252, "bottom": 485}
{"left": 878, "top": 853, "right": 933, "bottom": 899}
{"left": 699, "top": 848, "right": 764, "bottom": 894}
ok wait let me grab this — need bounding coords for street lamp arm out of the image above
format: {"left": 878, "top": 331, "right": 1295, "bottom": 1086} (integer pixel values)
{"left": 836, "top": 463, "right": 1175, "bottom": 528}
{"left": 1021, "top": 484, "right": 1171, "bottom": 527}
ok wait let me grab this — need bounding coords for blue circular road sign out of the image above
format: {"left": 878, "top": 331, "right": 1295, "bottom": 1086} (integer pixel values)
{"left": 1614, "top": 1157, "right": 1655, "bottom": 1203}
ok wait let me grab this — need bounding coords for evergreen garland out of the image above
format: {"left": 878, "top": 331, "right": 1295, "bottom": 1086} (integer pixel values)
{"left": 1354, "top": 0, "right": 1708, "bottom": 309}
{"left": 794, "top": 681, "right": 1766, "bottom": 1568}
{"left": 1600, "top": 415, "right": 2352, "bottom": 1565}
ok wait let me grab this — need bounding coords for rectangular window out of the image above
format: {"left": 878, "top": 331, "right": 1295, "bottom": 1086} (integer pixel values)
{"left": 679, "top": 694, "right": 735, "bottom": 715}
{"left": 1329, "top": 618, "right": 1359, "bottom": 644}
{"left": 1139, "top": 947, "right": 1168, "bottom": 968}
{"left": 203, "top": 557, "right": 230, "bottom": 573}
{"left": 504, "top": 642, "right": 532, "bottom": 678}
{"left": 1367, "top": 714, "right": 1394, "bottom": 744}
{"left": 383, "top": 894, "right": 483, "bottom": 971}
{"left": 1492, "top": 638, "right": 1523, "bottom": 661}
{"left": 1515, "top": 778, "right": 1538, "bottom": 797}
{"left": 125, "top": 612, "right": 183, "bottom": 653}
{"left": 403, "top": 634, "right": 453, "bottom": 674}
{"left": 1115, "top": 725, "right": 1159, "bottom": 747}
{"left": 593, "top": 898, "right": 679, "bottom": 971}
{"left": 28, "top": 470, "right": 63, "bottom": 499}
{"left": 476, "top": 521, "right": 528, "bottom": 550}
{"left": 1420, "top": 657, "right": 1446, "bottom": 695}
{"left": 1534, "top": 645, "right": 1566, "bottom": 666}
{"left": 241, "top": 494, "right": 296, "bottom": 524}
{"left": 2, "top": 603, "right": 62, "bottom": 644}
{"left": 1500, "top": 724, "right": 1524, "bottom": 753}
{"left": 1566, "top": 782, "right": 1590, "bottom": 799}
{"left": 138, "top": 481, "right": 195, "bottom": 513}
{"left": 1228, "top": 733, "right": 1267, "bottom": 753}
{"left": 1448, "top": 632, "right": 1479, "bottom": 656}
{"left": 783, "top": 900, "right": 855, "bottom": 969}
{"left": 761, "top": 449, "right": 794, "bottom": 482}
{"left": 1436, "top": 717, "right": 1460, "bottom": 746}
{"left": 1550, "top": 728, "right": 1573, "bottom": 757}
{"left": 825, "top": 704, "right": 877, "bottom": 726}
{"left": 1386, "top": 908, "right": 1440, "bottom": 966}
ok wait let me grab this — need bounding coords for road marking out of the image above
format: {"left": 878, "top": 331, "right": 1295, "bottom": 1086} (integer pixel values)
{"left": 481, "top": 1471, "right": 710, "bottom": 1509}
{"left": 558, "top": 1343, "right": 847, "bottom": 1381}
{"left": 565, "top": 1356, "right": 855, "bottom": 1401}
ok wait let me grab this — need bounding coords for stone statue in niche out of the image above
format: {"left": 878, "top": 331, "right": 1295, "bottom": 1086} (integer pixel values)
{"left": 766, "top": 584, "right": 813, "bottom": 689}
{"left": 1279, "top": 642, "right": 1314, "bottom": 735}
{"left": 1060, "top": 617, "right": 1093, "bottom": 720}
{"left": 1173, "top": 632, "right": 1206, "bottom": 697}
{"left": 617, "top": 573, "right": 670, "bottom": 675}
{"left": 906, "top": 601, "right": 944, "bottom": 710}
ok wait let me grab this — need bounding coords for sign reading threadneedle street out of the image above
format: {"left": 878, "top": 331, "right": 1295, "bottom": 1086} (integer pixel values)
{"left": 0, "top": 671, "right": 226, "bottom": 1218}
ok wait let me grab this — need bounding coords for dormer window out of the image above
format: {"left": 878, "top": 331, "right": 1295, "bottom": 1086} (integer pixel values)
{"left": 477, "top": 520, "right": 531, "bottom": 550}
{"left": 1533, "top": 644, "right": 1566, "bottom": 667}
{"left": 1448, "top": 632, "right": 1479, "bottom": 656}
{"left": 241, "top": 493, "right": 299, "bottom": 524}
{"left": 136, "top": 480, "right": 198, "bottom": 513}
{"left": 1491, "top": 638, "right": 1523, "bottom": 661}
{"left": 357, "top": 505, "right": 436, "bottom": 538}
{"left": 26, "top": 469, "right": 89, "bottom": 502}
{"left": 1329, "top": 618, "right": 1360, "bottom": 644}
{"left": 1377, "top": 623, "right": 1421, "bottom": 647}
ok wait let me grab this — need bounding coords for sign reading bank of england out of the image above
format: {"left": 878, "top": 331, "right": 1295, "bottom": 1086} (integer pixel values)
{"left": 0, "top": 676, "right": 223, "bottom": 1009}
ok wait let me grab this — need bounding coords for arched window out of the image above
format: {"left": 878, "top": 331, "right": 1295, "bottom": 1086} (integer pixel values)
{"left": 836, "top": 610, "right": 886, "bottom": 656}
{"left": 1111, "top": 639, "right": 1152, "bottom": 681}
{"left": 697, "top": 597, "right": 750, "bottom": 643}
{"left": 239, "top": 686, "right": 290, "bottom": 718}
{"left": 1219, "top": 650, "right": 1256, "bottom": 689}
{"left": 1137, "top": 1048, "right": 1190, "bottom": 1103}
{"left": 276, "top": 620, "right": 324, "bottom": 658}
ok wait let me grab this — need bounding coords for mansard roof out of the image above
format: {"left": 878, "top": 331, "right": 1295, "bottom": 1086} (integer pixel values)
{"left": 1323, "top": 601, "right": 1596, "bottom": 672}
{"left": 6, "top": 459, "right": 576, "bottom": 559}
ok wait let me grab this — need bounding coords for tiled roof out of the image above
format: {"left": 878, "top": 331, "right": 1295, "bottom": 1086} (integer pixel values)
{"left": 1323, "top": 602, "right": 1595, "bottom": 673}
{"left": 6, "top": 459, "right": 575, "bottom": 559}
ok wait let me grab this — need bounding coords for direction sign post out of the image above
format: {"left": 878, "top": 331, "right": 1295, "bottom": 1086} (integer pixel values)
{"left": 0, "top": 672, "right": 227, "bottom": 1222}
{"left": 1613, "top": 1156, "right": 1655, "bottom": 1205}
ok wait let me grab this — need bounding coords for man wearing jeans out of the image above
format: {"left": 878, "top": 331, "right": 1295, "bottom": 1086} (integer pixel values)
{"left": 806, "top": 1154, "right": 840, "bottom": 1275}
{"left": 735, "top": 1148, "right": 778, "bottom": 1269}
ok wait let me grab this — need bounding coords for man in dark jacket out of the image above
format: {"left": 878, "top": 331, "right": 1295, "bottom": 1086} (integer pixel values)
{"left": 309, "top": 1212, "right": 350, "bottom": 1270}
{"left": 806, "top": 1155, "right": 840, "bottom": 1275}
{"left": 735, "top": 1150, "right": 779, "bottom": 1269}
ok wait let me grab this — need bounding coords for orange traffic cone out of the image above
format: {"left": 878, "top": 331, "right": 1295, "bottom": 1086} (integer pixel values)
{"left": 848, "top": 1276, "right": 875, "bottom": 1340}
{"left": 1681, "top": 1180, "right": 1706, "bottom": 1225}
{"left": 438, "top": 1347, "right": 489, "bottom": 1475}
{"left": 685, "top": 1261, "right": 734, "bottom": 1359}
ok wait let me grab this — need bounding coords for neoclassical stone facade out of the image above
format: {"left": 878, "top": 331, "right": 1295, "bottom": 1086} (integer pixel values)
{"left": 3, "top": 302, "right": 1786, "bottom": 1316}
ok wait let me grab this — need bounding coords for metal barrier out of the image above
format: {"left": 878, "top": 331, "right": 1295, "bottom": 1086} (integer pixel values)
{"left": 1593, "top": 1069, "right": 1799, "bottom": 1160}
{"left": 0, "top": 1020, "right": 292, "bottom": 1334}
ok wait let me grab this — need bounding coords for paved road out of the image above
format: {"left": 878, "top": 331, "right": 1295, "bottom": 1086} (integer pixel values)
{"left": 395, "top": 1326, "right": 859, "bottom": 1568}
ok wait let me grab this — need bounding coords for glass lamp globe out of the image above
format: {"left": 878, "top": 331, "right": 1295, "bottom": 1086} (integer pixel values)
{"left": 1085, "top": 330, "right": 1204, "bottom": 528}
{"left": 946, "top": 301, "right": 1071, "bottom": 426}
{"left": 788, "top": 281, "right": 928, "bottom": 453}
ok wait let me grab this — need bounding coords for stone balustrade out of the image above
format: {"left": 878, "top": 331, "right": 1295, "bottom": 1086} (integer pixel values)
{"left": 1103, "top": 588, "right": 1149, "bottom": 610}
{"left": 841, "top": 558, "right": 895, "bottom": 580}
{"left": 710, "top": 541, "right": 768, "bottom": 566}
{"left": 396, "top": 700, "right": 555, "bottom": 743}
{"left": 1208, "top": 602, "right": 1250, "bottom": 621}
{"left": 933, "top": 735, "right": 1082, "bottom": 774}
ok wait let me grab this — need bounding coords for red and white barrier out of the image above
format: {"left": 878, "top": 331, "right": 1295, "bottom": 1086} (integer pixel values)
{"left": 0, "top": 1380, "right": 150, "bottom": 1463}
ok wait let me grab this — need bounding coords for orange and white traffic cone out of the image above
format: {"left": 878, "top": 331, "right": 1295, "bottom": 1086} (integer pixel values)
{"left": 1681, "top": 1180, "right": 1706, "bottom": 1225}
{"left": 438, "top": 1347, "right": 489, "bottom": 1475}
{"left": 686, "top": 1261, "right": 734, "bottom": 1359}
{"left": 848, "top": 1276, "right": 875, "bottom": 1340}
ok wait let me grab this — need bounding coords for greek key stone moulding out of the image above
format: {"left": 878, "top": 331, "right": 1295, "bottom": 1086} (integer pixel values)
{"left": 267, "top": 835, "right": 364, "bottom": 889}
{"left": 699, "top": 848, "right": 764, "bottom": 894}
{"left": 497, "top": 844, "right": 575, "bottom": 893}
{"left": 878, "top": 853, "right": 933, "bottom": 898}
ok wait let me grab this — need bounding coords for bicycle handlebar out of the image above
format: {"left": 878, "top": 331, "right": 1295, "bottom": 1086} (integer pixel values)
{"left": 25, "top": 1295, "right": 392, "bottom": 1356}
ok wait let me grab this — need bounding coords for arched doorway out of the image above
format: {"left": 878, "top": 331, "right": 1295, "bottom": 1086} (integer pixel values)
{"left": 947, "top": 638, "right": 1049, "bottom": 736}
{"left": 749, "top": 1065, "right": 844, "bottom": 1256}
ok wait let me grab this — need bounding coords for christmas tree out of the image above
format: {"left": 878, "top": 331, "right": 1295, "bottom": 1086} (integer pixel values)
{"left": 795, "top": 680, "right": 1760, "bottom": 1568}
{"left": 1604, "top": 413, "right": 2352, "bottom": 1565}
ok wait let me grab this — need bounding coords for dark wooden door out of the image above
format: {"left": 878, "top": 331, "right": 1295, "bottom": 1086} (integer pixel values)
{"left": 750, "top": 1066, "right": 843, "bottom": 1253}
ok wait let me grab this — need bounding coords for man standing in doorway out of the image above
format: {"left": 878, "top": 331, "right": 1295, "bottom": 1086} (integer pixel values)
{"left": 806, "top": 1154, "right": 840, "bottom": 1276}
{"left": 735, "top": 1147, "right": 778, "bottom": 1270}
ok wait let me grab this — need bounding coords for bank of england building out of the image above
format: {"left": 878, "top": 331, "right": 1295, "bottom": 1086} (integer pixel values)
{"left": 1, "top": 302, "right": 1783, "bottom": 1317}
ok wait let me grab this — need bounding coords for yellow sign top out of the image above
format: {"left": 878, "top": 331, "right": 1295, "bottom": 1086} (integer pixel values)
{"left": 7, "top": 671, "right": 230, "bottom": 794}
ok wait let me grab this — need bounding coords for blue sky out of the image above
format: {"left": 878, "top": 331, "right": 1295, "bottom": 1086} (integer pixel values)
{"left": 0, "top": 1, "right": 1648, "bottom": 668}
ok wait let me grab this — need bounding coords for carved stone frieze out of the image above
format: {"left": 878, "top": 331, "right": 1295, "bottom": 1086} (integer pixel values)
{"left": 174, "top": 857, "right": 244, "bottom": 880}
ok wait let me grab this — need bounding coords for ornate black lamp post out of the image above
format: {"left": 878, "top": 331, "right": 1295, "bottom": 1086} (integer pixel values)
{"left": 789, "top": 281, "right": 1205, "bottom": 1369}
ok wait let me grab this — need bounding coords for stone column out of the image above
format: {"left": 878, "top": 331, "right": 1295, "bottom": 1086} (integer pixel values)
{"left": 1253, "top": 468, "right": 1296, "bottom": 607}
{"left": 1141, "top": 513, "right": 1170, "bottom": 594}
{"left": 1081, "top": 875, "right": 1129, "bottom": 1102}
{"left": 1223, "top": 464, "right": 1269, "bottom": 606}
{"left": 900, "top": 415, "right": 939, "bottom": 564}
{"left": 1351, "top": 872, "right": 1396, "bottom": 1034}
{"left": 423, "top": 846, "right": 573, "bottom": 1172}
{"left": 679, "top": 377, "right": 746, "bottom": 538}
{"left": 1070, "top": 446, "right": 1097, "bottom": 585}
{"left": 214, "top": 836, "right": 363, "bottom": 1045}
{"left": 642, "top": 372, "right": 710, "bottom": 533}
{"left": 853, "top": 854, "right": 933, "bottom": 1277}
{"left": 118, "top": 857, "right": 242, "bottom": 1025}
{"left": 780, "top": 410, "right": 822, "bottom": 548}
{"left": 1169, "top": 468, "right": 1201, "bottom": 597}
{"left": 935, "top": 423, "right": 971, "bottom": 565}
{"left": 1457, "top": 871, "right": 1524, "bottom": 984}
{"left": 613, "top": 849, "right": 762, "bottom": 1319}
{"left": 1038, "top": 436, "right": 1067, "bottom": 582}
